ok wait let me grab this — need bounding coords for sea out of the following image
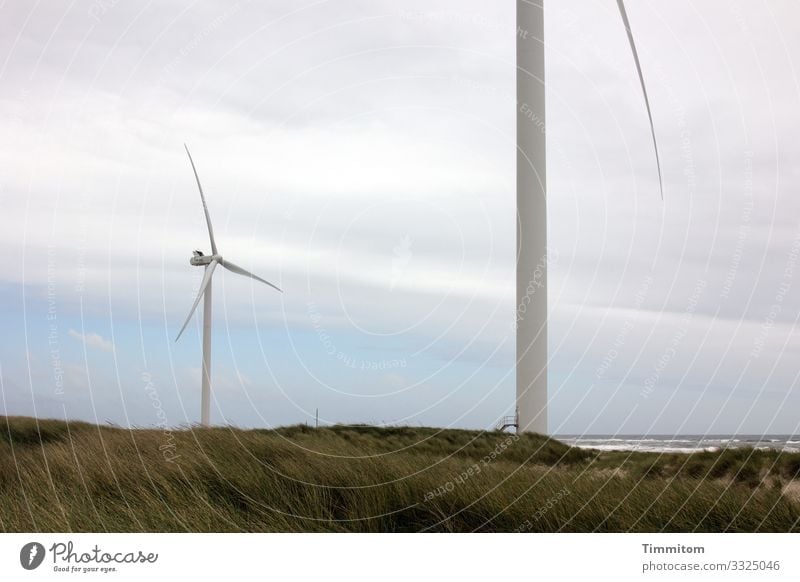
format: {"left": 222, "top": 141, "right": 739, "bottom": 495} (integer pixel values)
{"left": 556, "top": 435, "right": 800, "bottom": 454}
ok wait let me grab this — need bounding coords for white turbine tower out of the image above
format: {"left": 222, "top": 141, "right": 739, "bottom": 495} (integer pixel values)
{"left": 516, "top": 0, "right": 663, "bottom": 433}
{"left": 176, "top": 145, "right": 282, "bottom": 427}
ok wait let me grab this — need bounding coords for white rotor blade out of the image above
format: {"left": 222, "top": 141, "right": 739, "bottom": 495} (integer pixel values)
{"left": 184, "top": 144, "right": 218, "bottom": 254}
{"left": 617, "top": 0, "right": 664, "bottom": 200}
{"left": 221, "top": 259, "right": 282, "bottom": 293}
{"left": 175, "top": 259, "right": 218, "bottom": 341}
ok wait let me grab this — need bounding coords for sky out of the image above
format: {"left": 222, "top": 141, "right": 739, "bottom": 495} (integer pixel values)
{"left": 1, "top": 0, "right": 799, "bottom": 435}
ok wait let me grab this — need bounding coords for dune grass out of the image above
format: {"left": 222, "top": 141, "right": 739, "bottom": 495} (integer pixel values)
{"left": 1, "top": 416, "right": 799, "bottom": 532}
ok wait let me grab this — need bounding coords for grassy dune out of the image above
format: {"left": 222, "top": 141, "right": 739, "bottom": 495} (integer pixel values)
{"left": 2, "top": 416, "right": 800, "bottom": 532}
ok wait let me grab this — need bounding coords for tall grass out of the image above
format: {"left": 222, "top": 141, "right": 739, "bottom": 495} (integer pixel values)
{"left": 1, "top": 416, "right": 798, "bottom": 532}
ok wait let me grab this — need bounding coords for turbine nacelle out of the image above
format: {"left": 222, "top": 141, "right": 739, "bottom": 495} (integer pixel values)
{"left": 190, "top": 252, "right": 219, "bottom": 266}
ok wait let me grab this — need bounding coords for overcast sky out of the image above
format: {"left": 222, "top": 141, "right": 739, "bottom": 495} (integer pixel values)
{"left": 1, "top": 0, "right": 799, "bottom": 434}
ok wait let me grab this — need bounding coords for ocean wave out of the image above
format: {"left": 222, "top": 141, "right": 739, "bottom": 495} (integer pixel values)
{"left": 567, "top": 437, "right": 798, "bottom": 454}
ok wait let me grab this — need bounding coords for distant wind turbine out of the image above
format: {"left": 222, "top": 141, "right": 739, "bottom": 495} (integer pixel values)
{"left": 176, "top": 145, "right": 282, "bottom": 427}
{"left": 516, "top": 0, "right": 663, "bottom": 433}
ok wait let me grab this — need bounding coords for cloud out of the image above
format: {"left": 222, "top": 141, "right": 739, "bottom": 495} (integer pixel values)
{"left": 68, "top": 330, "right": 114, "bottom": 352}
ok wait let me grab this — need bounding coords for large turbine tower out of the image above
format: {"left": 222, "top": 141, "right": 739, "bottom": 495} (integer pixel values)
{"left": 516, "top": 0, "right": 662, "bottom": 433}
{"left": 176, "top": 145, "right": 282, "bottom": 427}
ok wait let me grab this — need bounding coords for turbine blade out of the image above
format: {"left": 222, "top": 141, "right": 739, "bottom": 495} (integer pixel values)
{"left": 616, "top": 0, "right": 664, "bottom": 200}
{"left": 175, "top": 259, "right": 218, "bottom": 341}
{"left": 221, "top": 259, "right": 282, "bottom": 293}
{"left": 184, "top": 144, "right": 218, "bottom": 254}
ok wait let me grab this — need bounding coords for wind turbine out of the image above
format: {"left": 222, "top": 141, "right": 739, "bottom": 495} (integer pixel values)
{"left": 176, "top": 145, "right": 282, "bottom": 427}
{"left": 516, "top": 0, "right": 663, "bottom": 433}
